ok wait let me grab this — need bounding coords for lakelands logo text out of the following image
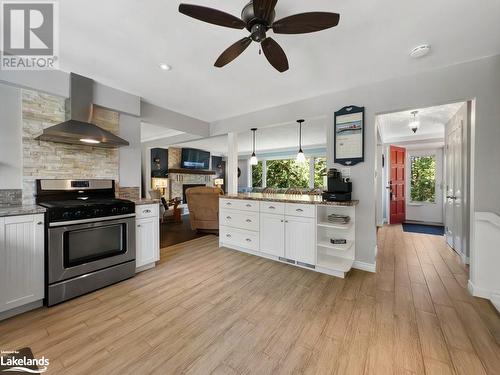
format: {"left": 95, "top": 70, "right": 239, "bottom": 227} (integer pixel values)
{"left": 0, "top": 350, "right": 49, "bottom": 374}
{"left": 1, "top": 1, "right": 59, "bottom": 70}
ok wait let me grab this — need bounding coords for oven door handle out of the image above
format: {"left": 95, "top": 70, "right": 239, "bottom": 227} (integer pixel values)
{"left": 49, "top": 213, "right": 136, "bottom": 227}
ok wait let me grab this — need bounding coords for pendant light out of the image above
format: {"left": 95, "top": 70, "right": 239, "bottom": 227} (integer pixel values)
{"left": 250, "top": 128, "right": 258, "bottom": 165}
{"left": 409, "top": 110, "right": 419, "bottom": 133}
{"left": 296, "top": 119, "right": 306, "bottom": 163}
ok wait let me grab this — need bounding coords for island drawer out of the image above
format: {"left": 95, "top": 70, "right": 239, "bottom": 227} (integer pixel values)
{"left": 260, "top": 202, "right": 285, "bottom": 215}
{"left": 219, "top": 199, "right": 259, "bottom": 212}
{"left": 220, "top": 226, "right": 259, "bottom": 251}
{"left": 220, "top": 209, "right": 259, "bottom": 231}
{"left": 285, "top": 203, "right": 316, "bottom": 218}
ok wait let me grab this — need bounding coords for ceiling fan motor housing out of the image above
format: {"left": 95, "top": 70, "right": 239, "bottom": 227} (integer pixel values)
{"left": 242, "top": 1, "right": 275, "bottom": 31}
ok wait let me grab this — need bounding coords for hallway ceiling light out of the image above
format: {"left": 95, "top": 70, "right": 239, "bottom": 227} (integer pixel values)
{"left": 159, "top": 63, "right": 172, "bottom": 71}
{"left": 250, "top": 128, "right": 258, "bottom": 165}
{"left": 296, "top": 119, "right": 306, "bottom": 163}
{"left": 410, "top": 44, "right": 431, "bottom": 58}
{"left": 409, "top": 111, "right": 419, "bottom": 133}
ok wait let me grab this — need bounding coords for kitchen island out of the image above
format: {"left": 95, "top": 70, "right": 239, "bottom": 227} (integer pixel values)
{"left": 219, "top": 193, "right": 359, "bottom": 278}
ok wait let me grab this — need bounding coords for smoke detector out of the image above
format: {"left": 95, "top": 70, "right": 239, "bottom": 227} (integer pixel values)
{"left": 410, "top": 44, "right": 431, "bottom": 58}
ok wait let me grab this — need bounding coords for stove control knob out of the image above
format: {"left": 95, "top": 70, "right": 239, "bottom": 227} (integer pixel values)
{"left": 111, "top": 207, "right": 119, "bottom": 214}
{"left": 62, "top": 212, "right": 70, "bottom": 219}
{"left": 93, "top": 208, "right": 102, "bottom": 216}
{"left": 121, "top": 206, "right": 129, "bottom": 213}
{"left": 74, "top": 210, "right": 83, "bottom": 218}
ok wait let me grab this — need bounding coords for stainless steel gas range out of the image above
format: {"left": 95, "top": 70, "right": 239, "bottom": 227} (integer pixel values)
{"left": 36, "top": 179, "right": 136, "bottom": 306}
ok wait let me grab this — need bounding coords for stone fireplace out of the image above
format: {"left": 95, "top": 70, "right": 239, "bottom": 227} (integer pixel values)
{"left": 168, "top": 169, "right": 215, "bottom": 202}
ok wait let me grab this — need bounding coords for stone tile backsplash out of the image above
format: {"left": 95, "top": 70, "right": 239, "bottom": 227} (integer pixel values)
{"left": 0, "top": 189, "right": 22, "bottom": 205}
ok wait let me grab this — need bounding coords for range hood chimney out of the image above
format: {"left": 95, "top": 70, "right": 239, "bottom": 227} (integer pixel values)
{"left": 35, "top": 73, "right": 129, "bottom": 148}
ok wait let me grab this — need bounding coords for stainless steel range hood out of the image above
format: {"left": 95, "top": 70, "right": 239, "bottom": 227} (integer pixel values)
{"left": 35, "top": 73, "right": 129, "bottom": 148}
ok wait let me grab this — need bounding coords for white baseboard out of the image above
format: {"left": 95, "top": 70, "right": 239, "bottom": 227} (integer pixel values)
{"left": 353, "top": 260, "right": 376, "bottom": 273}
{"left": 468, "top": 280, "right": 500, "bottom": 313}
{"left": 0, "top": 300, "right": 43, "bottom": 321}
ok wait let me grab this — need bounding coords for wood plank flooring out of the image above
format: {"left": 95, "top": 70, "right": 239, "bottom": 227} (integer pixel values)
{"left": 1, "top": 225, "right": 499, "bottom": 374}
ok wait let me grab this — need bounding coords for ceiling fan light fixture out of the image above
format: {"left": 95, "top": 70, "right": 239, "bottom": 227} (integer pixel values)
{"left": 250, "top": 128, "right": 258, "bottom": 165}
{"left": 409, "top": 111, "right": 420, "bottom": 133}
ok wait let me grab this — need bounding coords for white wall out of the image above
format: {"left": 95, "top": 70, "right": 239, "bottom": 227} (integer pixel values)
{"left": 211, "top": 55, "right": 500, "bottom": 266}
{"left": 0, "top": 84, "right": 22, "bottom": 189}
{"left": 119, "top": 114, "right": 142, "bottom": 189}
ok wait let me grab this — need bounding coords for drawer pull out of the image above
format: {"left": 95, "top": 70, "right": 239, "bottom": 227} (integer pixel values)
{"left": 226, "top": 202, "right": 232, "bottom": 206}
{"left": 245, "top": 219, "right": 252, "bottom": 223}
{"left": 143, "top": 209, "right": 152, "bottom": 214}
{"left": 245, "top": 204, "right": 252, "bottom": 207}
{"left": 281, "top": 220, "right": 284, "bottom": 222}
{"left": 137, "top": 224, "right": 141, "bottom": 227}
{"left": 296, "top": 208, "right": 304, "bottom": 212}
{"left": 226, "top": 234, "right": 232, "bottom": 238}
{"left": 268, "top": 206, "right": 276, "bottom": 209}
{"left": 226, "top": 216, "right": 232, "bottom": 220}
{"left": 245, "top": 238, "right": 252, "bottom": 242}
{"left": 37, "top": 221, "right": 43, "bottom": 225}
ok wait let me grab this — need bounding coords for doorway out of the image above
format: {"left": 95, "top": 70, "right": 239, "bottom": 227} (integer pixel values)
{"left": 376, "top": 101, "right": 471, "bottom": 261}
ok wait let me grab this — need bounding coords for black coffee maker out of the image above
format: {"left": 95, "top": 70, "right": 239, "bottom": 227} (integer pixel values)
{"left": 322, "top": 168, "right": 352, "bottom": 201}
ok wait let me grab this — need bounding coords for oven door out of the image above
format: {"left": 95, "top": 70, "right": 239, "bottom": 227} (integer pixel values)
{"left": 47, "top": 215, "right": 136, "bottom": 284}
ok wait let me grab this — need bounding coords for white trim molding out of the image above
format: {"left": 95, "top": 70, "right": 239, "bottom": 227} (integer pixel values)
{"left": 353, "top": 260, "right": 376, "bottom": 273}
{"left": 469, "top": 211, "right": 500, "bottom": 312}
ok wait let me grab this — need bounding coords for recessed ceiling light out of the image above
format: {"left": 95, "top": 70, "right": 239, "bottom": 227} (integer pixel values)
{"left": 410, "top": 44, "right": 431, "bottom": 58}
{"left": 159, "top": 63, "right": 172, "bottom": 71}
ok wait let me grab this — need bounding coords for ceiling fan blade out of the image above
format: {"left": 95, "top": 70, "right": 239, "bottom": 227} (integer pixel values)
{"left": 179, "top": 4, "right": 246, "bottom": 30}
{"left": 214, "top": 37, "right": 252, "bottom": 68}
{"left": 272, "top": 12, "right": 340, "bottom": 34}
{"left": 261, "top": 37, "right": 289, "bottom": 73}
{"left": 253, "top": 0, "right": 278, "bottom": 23}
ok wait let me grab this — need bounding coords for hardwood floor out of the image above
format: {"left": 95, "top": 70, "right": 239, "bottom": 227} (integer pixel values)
{"left": 1, "top": 225, "right": 499, "bottom": 374}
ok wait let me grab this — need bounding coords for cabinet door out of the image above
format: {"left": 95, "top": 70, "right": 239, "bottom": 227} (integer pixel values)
{"left": 260, "top": 213, "right": 285, "bottom": 257}
{"left": 0, "top": 214, "right": 44, "bottom": 313}
{"left": 136, "top": 217, "right": 159, "bottom": 269}
{"left": 285, "top": 216, "right": 315, "bottom": 265}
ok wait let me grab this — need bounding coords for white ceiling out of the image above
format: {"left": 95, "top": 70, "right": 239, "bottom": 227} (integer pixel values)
{"left": 141, "top": 122, "right": 185, "bottom": 142}
{"left": 59, "top": 1, "right": 500, "bottom": 122}
{"left": 172, "top": 118, "right": 327, "bottom": 155}
{"left": 377, "top": 102, "right": 464, "bottom": 144}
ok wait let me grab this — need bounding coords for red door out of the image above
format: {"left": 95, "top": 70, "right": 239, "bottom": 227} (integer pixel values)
{"left": 390, "top": 145, "right": 406, "bottom": 224}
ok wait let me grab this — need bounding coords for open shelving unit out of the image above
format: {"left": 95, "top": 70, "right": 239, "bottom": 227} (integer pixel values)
{"left": 316, "top": 204, "right": 355, "bottom": 278}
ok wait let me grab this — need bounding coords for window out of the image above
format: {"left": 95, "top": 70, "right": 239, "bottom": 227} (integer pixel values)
{"left": 314, "top": 157, "right": 327, "bottom": 188}
{"left": 410, "top": 155, "right": 436, "bottom": 203}
{"left": 266, "top": 159, "right": 310, "bottom": 188}
{"left": 251, "top": 161, "right": 263, "bottom": 188}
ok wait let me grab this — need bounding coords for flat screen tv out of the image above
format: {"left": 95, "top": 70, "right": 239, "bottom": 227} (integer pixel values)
{"left": 181, "top": 148, "right": 210, "bottom": 169}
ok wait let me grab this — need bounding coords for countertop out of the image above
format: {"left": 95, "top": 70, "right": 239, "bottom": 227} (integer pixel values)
{"left": 131, "top": 199, "right": 161, "bottom": 206}
{"left": 0, "top": 204, "right": 47, "bottom": 217}
{"left": 221, "top": 193, "right": 359, "bottom": 207}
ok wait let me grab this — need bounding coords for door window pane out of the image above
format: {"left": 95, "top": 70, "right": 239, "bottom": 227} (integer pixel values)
{"left": 410, "top": 155, "right": 436, "bottom": 203}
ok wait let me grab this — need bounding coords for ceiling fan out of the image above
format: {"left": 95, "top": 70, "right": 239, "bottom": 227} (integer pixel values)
{"left": 178, "top": 1, "right": 340, "bottom": 73}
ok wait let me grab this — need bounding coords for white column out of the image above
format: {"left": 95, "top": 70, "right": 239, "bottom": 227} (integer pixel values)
{"left": 309, "top": 157, "right": 315, "bottom": 189}
{"left": 227, "top": 132, "right": 238, "bottom": 195}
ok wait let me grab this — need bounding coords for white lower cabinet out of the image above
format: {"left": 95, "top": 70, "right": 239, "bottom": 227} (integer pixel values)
{"left": 260, "top": 213, "right": 285, "bottom": 257}
{"left": 0, "top": 214, "right": 44, "bottom": 314}
{"left": 135, "top": 204, "right": 159, "bottom": 271}
{"left": 285, "top": 216, "right": 316, "bottom": 265}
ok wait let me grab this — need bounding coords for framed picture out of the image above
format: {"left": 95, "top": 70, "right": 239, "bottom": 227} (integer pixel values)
{"left": 334, "top": 105, "right": 365, "bottom": 166}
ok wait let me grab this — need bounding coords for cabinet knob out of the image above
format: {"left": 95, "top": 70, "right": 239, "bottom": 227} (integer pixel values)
{"left": 226, "top": 202, "right": 232, "bottom": 206}
{"left": 143, "top": 209, "right": 151, "bottom": 214}
{"left": 280, "top": 220, "right": 284, "bottom": 222}
{"left": 246, "top": 204, "right": 252, "bottom": 207}
{"left": 296, "top": 208, "right": 304, "bottom": 212}
{"left": 137, "top": 224, "right": 141, "bottom": 227}
{"left": 285, "top": 220, "right": 289, "bottom": 223}
{"left": 226, "top": 234, "right": 232, "bottom": 238}
{"left": 245, "top": 238, "right": 252, "bottom": 242}
{"left": 268, "top": 206, "right": 275, "bottom": 209}
{"left": 37, "top": 221, "right": 43, "bottom": 225}
{"left": 245, "top": 219, "right": 252, "bottom": 223}
{"left": 226, "top": 216, "right": 232, "bottom": 220}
